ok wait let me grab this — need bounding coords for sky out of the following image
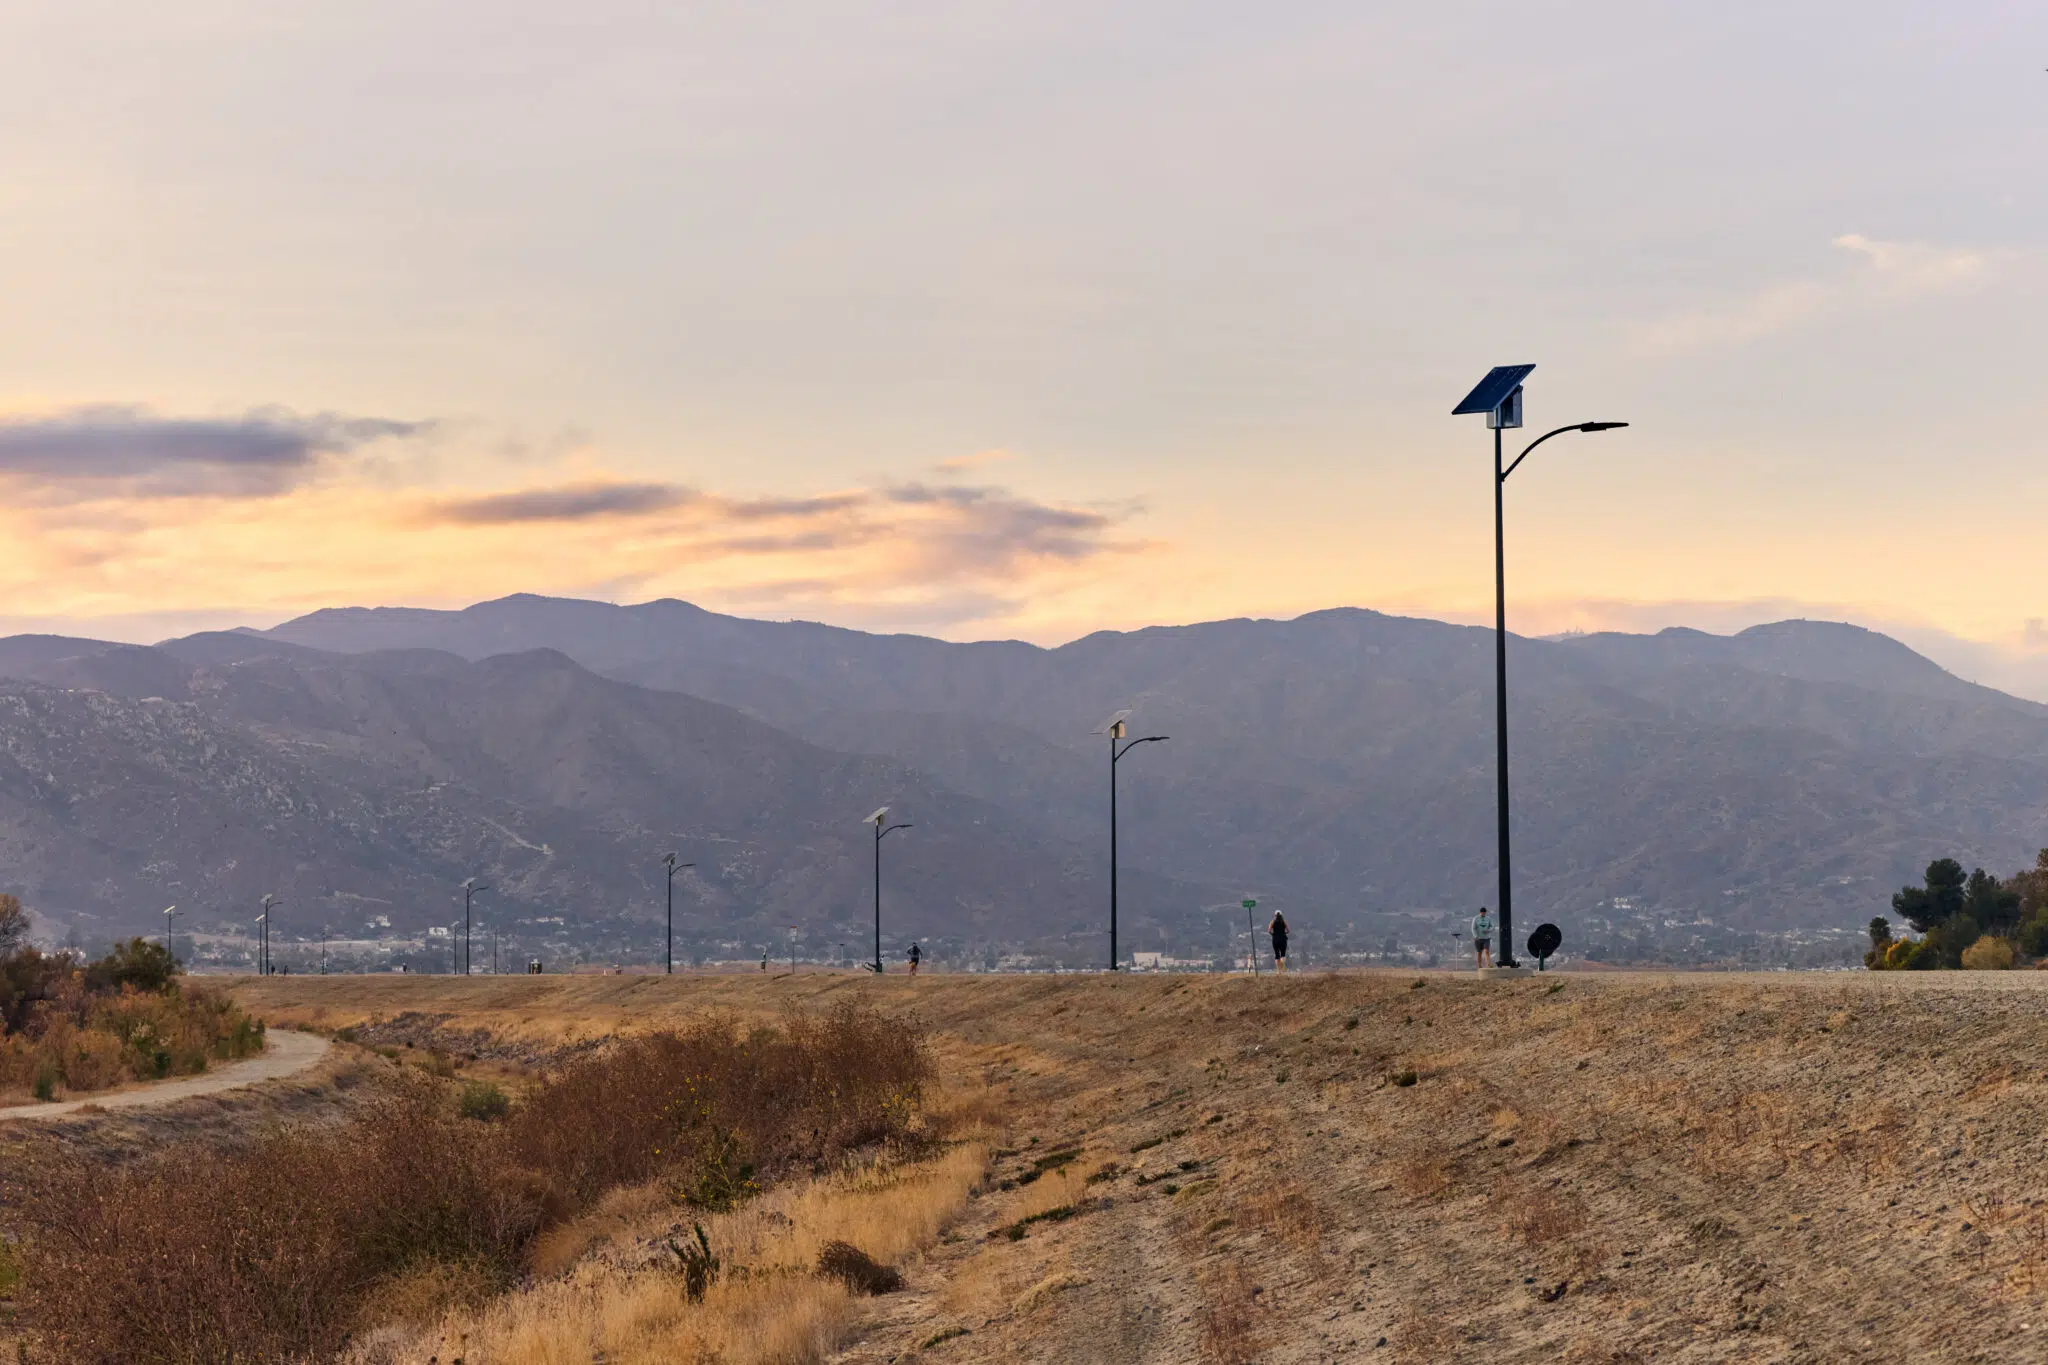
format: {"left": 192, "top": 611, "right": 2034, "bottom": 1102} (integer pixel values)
{"left": 4, "top": 3, "right": 2048, "bottom": 694}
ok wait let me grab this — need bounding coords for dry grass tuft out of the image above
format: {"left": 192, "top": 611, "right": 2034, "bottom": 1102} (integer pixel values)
{"left": 1014, "top": 1270, "right": 1088, "bottom": 1314}
{"left": 1503, "top": 1185, "right": 1589, "bottom": 1248}
{"left": 1197, "top": 1263, "right": 1261, "bottom": 1365}
{"left": 1392, "top": 1309, "right": 1460, "bottom": 1363}
{"left": 1238, "top": 1180, "right": 1325, "bottom": 1257}
{"left": 1394, "top": 1152, "right": 1454, "bottom": 1201}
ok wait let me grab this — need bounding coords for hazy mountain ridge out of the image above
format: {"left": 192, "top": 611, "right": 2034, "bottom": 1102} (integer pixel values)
{"left": 264, "top": 597, "right": 2048, "bottom": 932}
{"left": 0, "top": 636, "right": 1202, "bottom": 954}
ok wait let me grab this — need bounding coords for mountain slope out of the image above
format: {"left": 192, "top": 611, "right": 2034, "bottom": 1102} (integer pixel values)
{"left": 263, "top": 597, "right": 2048, "bottom": 930}
{"left": 0, "top": 636, "right": 1205, "bottom": 957}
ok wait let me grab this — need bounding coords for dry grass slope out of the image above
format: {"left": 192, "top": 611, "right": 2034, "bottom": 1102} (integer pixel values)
{"left": 210, "top": 969, "right": 2048, "bottom": 1362}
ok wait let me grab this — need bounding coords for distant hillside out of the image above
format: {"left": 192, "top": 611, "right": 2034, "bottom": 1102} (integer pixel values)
{"left": 262, "top": 595, "right": 2048, "bottom": 931}
{"left": 0, "top": 634, "right": 1203, "bottom": 957}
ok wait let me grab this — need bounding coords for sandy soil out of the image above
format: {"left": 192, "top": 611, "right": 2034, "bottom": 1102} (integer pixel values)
{"left": 229, "top": 968, "right": 2048, "bottom": 1364}
{"left": 0, "top": 1029, "right": 330, "bottom": 1123}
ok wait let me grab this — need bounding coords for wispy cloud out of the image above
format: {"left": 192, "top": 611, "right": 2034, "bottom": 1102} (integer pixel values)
{"left": 1630, "top": 235, "right": 1995, "bottom": 354}
{"left": 0, "top": 406, "right": 426, "bottom": 499}
{"left": 415, "top": 476, "right": 1133, "bottom": 581}
{"left": 428, "top": 481, "right": 693, "bottom": 523}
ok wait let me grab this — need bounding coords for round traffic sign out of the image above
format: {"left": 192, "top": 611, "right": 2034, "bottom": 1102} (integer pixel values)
{"left": 1527, "top": 923, "right": 1562, "bottom": 961}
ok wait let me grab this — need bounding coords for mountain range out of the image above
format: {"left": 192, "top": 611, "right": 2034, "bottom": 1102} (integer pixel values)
{"left": 0, "top": 594, "right": 2043, "bottom": 961}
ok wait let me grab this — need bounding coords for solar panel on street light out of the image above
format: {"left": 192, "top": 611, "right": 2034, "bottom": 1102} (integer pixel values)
{"left": 864, "top": 806, "right": 890, "bottom": 825}
{"left": 1451, "top": 364, "right": 1536, "bottom": 417}
{"left": 1093, "top": 709, "right": 1131, "bottom": 735}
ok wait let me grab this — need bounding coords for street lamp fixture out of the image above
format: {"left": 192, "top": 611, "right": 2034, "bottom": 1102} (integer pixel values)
{"left": 1095, "top": 711, "right": 1168, "bottom": 972}
{"left": 662, "top": 852, "right": 695, "bottom": 975}
{"left": 1454, "top": 364, "right": 1628, "bottom": 968}
{"left": 865, "top": 807, "right": 912, "bottom": 975}
{"left": 161, "top": 905, "right": 178, "bottom": 960}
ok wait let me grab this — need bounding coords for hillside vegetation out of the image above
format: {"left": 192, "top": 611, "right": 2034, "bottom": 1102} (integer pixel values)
{"left": 0, "top": 898, "right": 263, "bottom": 1103}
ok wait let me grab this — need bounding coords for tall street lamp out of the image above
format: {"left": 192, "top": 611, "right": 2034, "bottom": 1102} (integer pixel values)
{"left": 1454, "top": 364, "right": 1628, "bottom": 967}
{"left": 662, "top": 852, "right": 695, "bottom": 975}
{"left": 1095, "top": 710, "right": 1168, "bottom": 972}
{"left": 462, "top": 878, "right": 488, "bottom": 976}
{"left": 865, "top": 807, "right": 912, "bottom": 975}
{"left": 260, "top": 893, "right": 282, "bottom": 975}
{"left": 161, "top": 905, "right": 178, "bottom": 960}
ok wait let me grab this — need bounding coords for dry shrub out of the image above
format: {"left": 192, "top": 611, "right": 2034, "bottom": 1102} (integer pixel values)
{"left": 1393, "top": 1310, "right": 1460, "bottom": 1363}
{"left": 815, "top": 1241, "right": 901, "bottom": 1295}
{"left": 7, "top": 1002, "right": 929, "bottom": 1365}
{"left": 1503, "top": 1186, "right": 1589, "bottom": 1248}
{"left": 508, "top": 1000, "right": 930, "bottom": 1210}
{"left": 1963, "top": 935, "right": 2016, "bottom": 970}
{"left": 359, "top": 1141, "right": 989, "bottom": 1365}
{"left": 1239, "top": 1180, "right": 1325, "bottom": 1256}
{"left": 1394, "top": 1152, "right": 1453, "bottom": 1201}
{"left": 10, "top": 1074, "right": 537, "bottom": 1364}
{"left": 1197, "top": 1263, "right": 1261, "bottom": 1365}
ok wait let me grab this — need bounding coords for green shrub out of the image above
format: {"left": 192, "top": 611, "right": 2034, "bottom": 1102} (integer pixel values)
{"left": 2018, "top": 910, "right": 2048, "bottom": 959}
{"left": 457, "top": 1080, "right": 510, "bottom": 1122}
{"left": 82, "top": 938, "right": 179, "bottom": 995}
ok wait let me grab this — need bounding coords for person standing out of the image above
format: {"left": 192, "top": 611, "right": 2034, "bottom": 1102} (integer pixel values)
{"left": 1470, "top": 907, "right": 1494, "bottom": 969}
{"left": 1267, "top": 911, "right": 1289, "bottom": 974}
{"left": 907, "top": 942, "right": 922, "bottom": 976}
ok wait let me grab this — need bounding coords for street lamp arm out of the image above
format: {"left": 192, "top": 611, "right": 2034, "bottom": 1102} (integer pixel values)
{"left": 879, "top": 822, "right": 913, "bottom": 840}
{"left": 1500, "top": 421, "right": 1629, "bottom": 482}
{"left": 1114, "top": 735, "right": 1170, "bottom": 762}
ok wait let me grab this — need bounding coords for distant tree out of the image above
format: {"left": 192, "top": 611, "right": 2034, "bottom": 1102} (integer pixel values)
{"left": 1892, "top": 858, "right": 1967, "bottom": 933}
{"left": 2013, "top": 848, "right": 2048, "bottom": 918}
{"left": 1867, "top": 916, "right": 1892, "bottom": 949}
{"left": 83, "top": 937, "right": 181, "bottom": 994}
{"left": 1963, "top": 868, "right": 2022, "bottom": 934}
{"left": 0, "top": 893, "right": 27, "bottom": 961}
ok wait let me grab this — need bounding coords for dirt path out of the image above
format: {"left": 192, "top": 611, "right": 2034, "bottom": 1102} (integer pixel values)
{"left": 0, "top": 1029, "right": 330, "bottom": 1123}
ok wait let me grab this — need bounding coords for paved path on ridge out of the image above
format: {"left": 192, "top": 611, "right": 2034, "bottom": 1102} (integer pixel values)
{"left": 0, "top": 1029, "right": 330, "bottom": 1122}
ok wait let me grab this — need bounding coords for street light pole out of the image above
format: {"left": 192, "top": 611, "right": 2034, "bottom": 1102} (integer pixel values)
{"left": 1098, "top": 713, "right": 1168, "bottom": 972}
{"left": 161, "top": 905, "right": 177, "bottom": 960}
{"left": 866, "top": 809, "right": 912, "bottom": 975}
{"left": 1455, "top": 364, "right": 1627, "bottom": 970}
{"left": 260, "top": 893, "right": 282, "bottom": 976}
{"left": 663, "top": 853, "right": 694, "bottom": 975}
{"left": 461, "top": 878, "right": 488, "bottom": 976}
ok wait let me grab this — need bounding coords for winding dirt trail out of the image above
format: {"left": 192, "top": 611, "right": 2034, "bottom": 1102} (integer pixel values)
{"left": 0, "top": 1029, "right": 330, "bottom": 1123}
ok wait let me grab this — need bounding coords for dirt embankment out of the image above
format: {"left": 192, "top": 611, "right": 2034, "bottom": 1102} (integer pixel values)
{"left": 227, "top": 969, "right": 2048, "bottom": 1363}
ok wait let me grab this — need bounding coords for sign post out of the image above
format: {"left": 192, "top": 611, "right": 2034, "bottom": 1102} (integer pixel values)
{"left": 1243, "top": 899, "right": 1259, "bottom": 975}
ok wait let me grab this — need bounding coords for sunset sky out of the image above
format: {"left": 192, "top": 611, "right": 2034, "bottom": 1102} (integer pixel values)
{"left": 3, "top": 4, "right": 2047, "bottom": 691}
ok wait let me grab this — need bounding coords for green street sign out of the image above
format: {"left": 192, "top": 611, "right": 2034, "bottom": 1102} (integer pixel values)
{"left": 1242, "top": 899, "right": 1257, "bottom": 910}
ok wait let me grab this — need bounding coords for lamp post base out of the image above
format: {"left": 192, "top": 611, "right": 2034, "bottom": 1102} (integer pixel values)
{"left": 1474, "top": 965, "right": 1531, "bottom": 980}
